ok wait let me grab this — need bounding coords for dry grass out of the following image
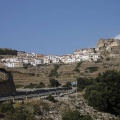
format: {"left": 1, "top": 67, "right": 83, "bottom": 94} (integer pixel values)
{"left": 6, "top": 60, "right": 120, "bottom": 86}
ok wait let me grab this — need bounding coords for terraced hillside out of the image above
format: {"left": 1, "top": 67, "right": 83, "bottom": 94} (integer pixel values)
{"left": 5, "top": 58, "right": 120, "bottom": 87}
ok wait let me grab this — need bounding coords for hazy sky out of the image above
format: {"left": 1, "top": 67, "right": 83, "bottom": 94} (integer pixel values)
{"left": 0, "top": 0, "right": 120, "bottom": 55}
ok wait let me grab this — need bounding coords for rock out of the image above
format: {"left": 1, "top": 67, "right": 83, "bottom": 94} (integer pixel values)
{"left": 0, "top": 68, "right": 16, "bottom": 95}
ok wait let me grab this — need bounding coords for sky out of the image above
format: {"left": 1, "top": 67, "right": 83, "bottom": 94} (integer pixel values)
{"left": 0, "top": 0, "right": 120, "bottom": 55}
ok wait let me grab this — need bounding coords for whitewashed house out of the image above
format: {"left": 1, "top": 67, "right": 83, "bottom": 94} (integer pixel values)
{"left": 43, "top": 57, "right": 50, "bottom": 64}
{"left": 26, "top": 53, "right": 36, "bottom": 58}
{"left": 4, "top": 62, "right": 23, "bottom": 68}
{"left": 23, "top": 59, "right": 29, "bottom": 64}
{"left": 91, "top": 53, "right": 100, "bottom": 61}
{"left": 74, "top": 49, "right": 83, "bottom": 54}
{"left": 31, "top": 59, "right": 43, "bottom": 66}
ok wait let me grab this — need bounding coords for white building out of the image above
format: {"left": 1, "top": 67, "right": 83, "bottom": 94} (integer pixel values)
{"left": 31, "top": 59, "right": 43, "bottom": 66}
{"left": 4, "top": 62, "right": 23, "bottom": 68}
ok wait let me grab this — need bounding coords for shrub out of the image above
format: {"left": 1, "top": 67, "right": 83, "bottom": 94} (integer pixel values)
{"left": 24, "top": 83, "right": 36, "bottom": 88}
{"left": 86, "top": 67, "right": 99, "bottom": 73}
{"left": 46, "top": 95, "right": 57, "bottom": 103}
{"left": 49, "top": 78, "right": 60, "bottom": 87}
{"left": 74, "top": 68, "right": 80, "bottom": 73}
{"left": 15, "top": 84, "right": 24, "bottom": 88}
{"left": 33, "top": 105, "right": 42, "bottom": 115}
{"left": 24, "top": 82, "right": 45, "bottom": 88}
{"left": 0, "top": 103, "right": 15, "bottom": 114}
{"left": 49, "top": 64, "right": 59, "bottom": 77}
{"left": 106, "top": 57, "right": 110, "bottom": 61}
{"left": 62, "top": 82, "right": 72, "bottom": 88}
{"left": 77, "top": 77, "right": 93, "bottom": 91}
{"left": 84, "top": 70, "right": 120, "bottom": 115}
{"left": 73, "top": 62, "right": 82, "bottom": 73}
{"left": 5, "top": 108, "right": 35, "bottom": 120}
{"left": 62, "top": 109, "right": 92, "bottom": 120}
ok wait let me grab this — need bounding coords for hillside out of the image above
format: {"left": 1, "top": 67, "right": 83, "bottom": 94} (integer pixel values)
{"left": 1, "top": 38, "right": 120, "bottom": 87}
{"left": 5, "top": 58, "right": 120, "bottom": 87}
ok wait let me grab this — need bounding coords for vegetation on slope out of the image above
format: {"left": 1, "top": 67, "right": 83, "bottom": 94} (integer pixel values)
{"left": 49, "top": 64, "right": 59, "bottom": 77}
{"left": 0, "top": 48, "right": 17, "bottom": 55}
{"left": 84, "top": 70, "right": 120, "bottom": 115}
{"left": 77, "top": 77, "right": 93, "bottom": 91}
{"left": 46, "top": 95, "right": 57, "bottom": 103}
{"left": 49, "top": 78, "right": 60, "bottom": 87}
{"left": 62, "top": 109, "right": 93, "bottom": 120}
{"left": 73, "top": 62, "right": 82, "bottom": 73}
{"left": 24, "top": 82, "right": 45, "bottom": 88}
{"left": 0, "top": 102, "right": 35, "bottom": 120}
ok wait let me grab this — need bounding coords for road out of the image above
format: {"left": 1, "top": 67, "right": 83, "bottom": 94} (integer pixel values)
{"left": 0, "top": 87, "right": 73, "bottom": 102}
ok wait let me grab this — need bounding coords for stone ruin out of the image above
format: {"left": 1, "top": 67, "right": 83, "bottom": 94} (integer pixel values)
{"left": 0, "top": 68, "right": 16, "bottom": 95}
{"left": 96, "top": 38, "right": 120, "bottom": 50}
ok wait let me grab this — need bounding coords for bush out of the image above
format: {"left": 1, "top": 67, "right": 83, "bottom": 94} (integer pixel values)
{"left": 24, "top": 82, "right": 45, "bottom": 88}
{"left": 49, "top": 78, "right": 60, "bottom": 87}
{"left": 86, "top": 67, "right": 99, "bottom": 73}
{"left": 49, "top": 64, "right": 59, "bottom": 77}
{"left": 46, "top": 95, "right": 57, "bottom": 103}
{"left": 33, "top": 105, "right": 42, "bottom": 115}
{"left": 0, "top": 102, "right": 15, "bottom": 114}
{"left": 0, "top": 102, "right": 35, "bottom": 120}
{"left": 38, "top": 82, "right": 45, "bottom": 88}
{"left": 76, "top": 62, "right": 82, "bottom": 68}
{"left": 106, "top": 57, "right": 110, "bottom": 61}
{"left": 62, "top": 109, "right": 92, "bottom": 120}
{"left": 23, "top": 63, "right": 33, "bottom": 69}
{"left": 77, "top": 77, "right": 93, "bottom": 91}
{"left": 74, "top": 68, "right": 80, "bottom": 73}
{"left": 24, "top": 83, "right": 36, "bottom": 88}
{"left": 62, "top": 82, "right": 72, "bottom": 88}
{"left": 84, "top": 70, "right": 120, "bottom": 115}
{"left": 73, "top": 62, "right": 82, "bottom": 73}
{"left": 15, "top": 84, "right": 24, "bottom": 88}
{"left": 5, "top": 108, "right": 35, "bottom": 120}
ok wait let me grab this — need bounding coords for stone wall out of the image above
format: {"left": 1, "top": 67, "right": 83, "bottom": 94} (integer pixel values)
{"left": 0, "top": 68, "right": 16, "bottom": 95}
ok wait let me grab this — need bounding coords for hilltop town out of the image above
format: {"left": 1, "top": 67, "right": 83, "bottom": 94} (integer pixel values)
{"left": 0, "top": 39, "right": 120, "bottom": 120}
{"left": 0, "top": 38, "right": 120, "bottom": 68}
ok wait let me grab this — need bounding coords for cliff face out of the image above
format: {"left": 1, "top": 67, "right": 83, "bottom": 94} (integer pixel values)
{"left": 0, "top": 68, "right": 16, "bottom": 95}
{"left": 96, "top": 38, "right": 120, "bottom": 58}
{"left": 96, "top": 39, "right": 120, "bottom": 50}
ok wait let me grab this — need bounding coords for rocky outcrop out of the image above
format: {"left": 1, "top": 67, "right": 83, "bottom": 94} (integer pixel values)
{"left": 96, "top": 38, "right": 120, "bottom": 51}
{"left": 35, "top": 93, "right": 117, "bottom": 120}
{"left": 54, "top": 93, "right": 117, "bottom": 120}
{"left": 96, "top": 38, "right": 120, "bottom": 58}
{"left": 0, "top": 68, "right": 16, "bottom": 95}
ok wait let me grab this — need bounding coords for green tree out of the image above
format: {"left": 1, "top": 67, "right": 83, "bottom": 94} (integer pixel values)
{"left": 49, "top": 78, "right": 60, "bottom": 87}
{"left": 85, "top": 70, "right": 120, "bottom": 115}
{"left": 77, "top": 77, "right": 93, "bottom": 91}
{"left": 0, "top": 48, "right": 17, "bottom": 55}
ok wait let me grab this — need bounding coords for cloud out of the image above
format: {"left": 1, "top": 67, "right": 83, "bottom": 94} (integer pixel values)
{"left": 114, "top": 34, "right": 120, "bottom": 40}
